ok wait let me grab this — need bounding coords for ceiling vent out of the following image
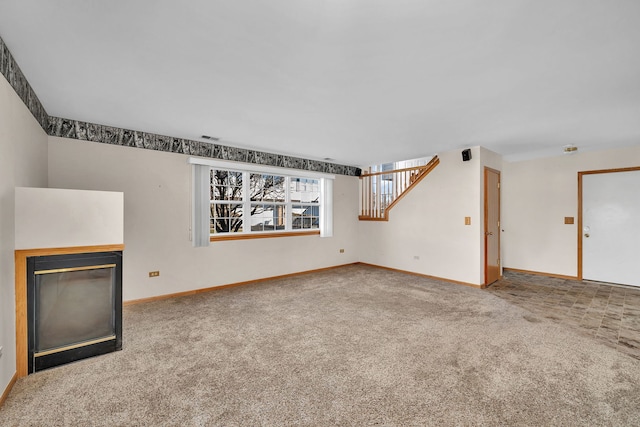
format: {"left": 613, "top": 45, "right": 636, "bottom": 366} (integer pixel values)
{"left": 201, "top": 135, "right": 220, "bottom": 142}
{"left": 563, "top": 144, "right": 578, "bottom": 154}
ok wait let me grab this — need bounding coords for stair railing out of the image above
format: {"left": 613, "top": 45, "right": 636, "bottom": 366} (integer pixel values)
{"left": 359, "top": 156, "right": 439, "bottom": 221}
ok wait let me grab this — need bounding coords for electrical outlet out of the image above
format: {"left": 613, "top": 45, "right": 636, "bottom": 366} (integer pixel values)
{"left": 414, "top": 255, "right": 420, "bottom": 260}
{"left": 149, "top": 271, "right": 160, "bottom": 277}
{"left": 339, "top": 249, "right": 345, "bottom": 253}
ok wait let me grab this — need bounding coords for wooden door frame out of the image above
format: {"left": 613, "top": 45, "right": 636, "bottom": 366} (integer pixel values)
{"left": 484, "top": 167, "right": 501, "bottom": 285}
{"left": 577, "top": 166, "right": 640, "bottom": 280}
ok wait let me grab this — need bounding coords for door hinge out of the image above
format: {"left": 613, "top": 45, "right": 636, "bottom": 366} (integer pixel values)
{"left": 497, "top": 182, "right": 500, "bottom": 189}
{"left": 497, "top": 220, "right": 500, "bottom": 227}
{"left": 497, "top": 259, "right": 500, "bottom": 265}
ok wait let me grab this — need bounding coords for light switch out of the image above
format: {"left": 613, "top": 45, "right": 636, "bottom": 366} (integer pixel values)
{"left": 564, "top": 217, "right": 574, "bottom": 224}
{"left": 465, "top": 217, "right": 471, "bottom": 225}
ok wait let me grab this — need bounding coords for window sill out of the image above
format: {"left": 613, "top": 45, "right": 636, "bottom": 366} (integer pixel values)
{"left": 210, "top": 230, "right": 320, "bottom": 242}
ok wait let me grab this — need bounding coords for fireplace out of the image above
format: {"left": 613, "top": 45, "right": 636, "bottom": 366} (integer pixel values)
{"left": 14, "top": 187, "right": 125, "bottom": 378}
{"left": 26, "top": 251, "right": 123, "bottom": 373}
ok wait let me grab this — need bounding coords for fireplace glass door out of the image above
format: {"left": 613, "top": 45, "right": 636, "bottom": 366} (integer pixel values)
{"left": 35, "top": 265, "right": 115, "bottom": 353}
{"left": 28, "top": 252, "right": 123, "bottom": 373}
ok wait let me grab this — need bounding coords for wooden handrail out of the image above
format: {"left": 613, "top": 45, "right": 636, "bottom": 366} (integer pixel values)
{"left": 359, "top": 156, "right": 439, "bottom": 221}
{"left": 359, "top": 164, "right": 434, "bottom": 178}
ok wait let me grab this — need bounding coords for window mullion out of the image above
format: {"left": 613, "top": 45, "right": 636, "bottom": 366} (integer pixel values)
{"left": 243, "top": 171, "right": 250, "bottom": 234}
{"left": 285, "top": 176, "right": 292, "bottom": 231}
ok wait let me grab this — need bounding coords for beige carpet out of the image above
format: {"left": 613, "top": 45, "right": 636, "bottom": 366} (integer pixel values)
{"left": 2, "top": 264, "right": 640, "bottom": 426}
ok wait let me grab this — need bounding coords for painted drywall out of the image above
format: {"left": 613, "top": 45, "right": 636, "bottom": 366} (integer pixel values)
{"left": 0, "top": 76, "right": 48, "bottom": 395}
{"left": 358, "top": 147, "right": 485, "bottom": 285}
{"left": 48, "top": 136, "right": 360, "bottom": 301}
{"left": 502, "top": 145, "right": 640, "bottom": 277}
{"left": 15, "top": 187, "right": 123, "bottom": 250}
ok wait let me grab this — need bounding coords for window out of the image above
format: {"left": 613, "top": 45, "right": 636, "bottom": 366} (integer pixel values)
{"left": 290, "top": 178, "right": 320, "bottom": 230}
{"left": 210, "top": 170, "right": 320, "bottom": 236}
{"left": 190, "top": 158, "right": 333, "bottom": 245}
{"left": 210, "top": 170, "right": 244, "bottom": 233}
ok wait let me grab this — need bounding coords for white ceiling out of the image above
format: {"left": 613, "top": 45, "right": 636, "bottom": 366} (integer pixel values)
{"left": 1, "top": 0, "right": 639, "bottom": 166}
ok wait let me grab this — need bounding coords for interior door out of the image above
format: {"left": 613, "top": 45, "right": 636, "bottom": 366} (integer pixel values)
{"left": 582, "top": 169, "right": 640, "bottom": 286}
{"left": 484, "top": 168, "right": 501, "bottom": 285}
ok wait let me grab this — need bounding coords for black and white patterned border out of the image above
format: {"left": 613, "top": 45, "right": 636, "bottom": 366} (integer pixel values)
{"left": 48, "top": 117, "right": 361, "bottom": 176}
{"left": 0, "top": 35, "right": 49, "bottom": 130}
{"left": 1, "top": 35, "right": 360, "bottom": 176}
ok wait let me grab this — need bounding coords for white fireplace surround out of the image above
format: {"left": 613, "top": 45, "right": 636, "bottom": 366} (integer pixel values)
{"left": 15, "top": 187, "right": 124, "bottom": 250}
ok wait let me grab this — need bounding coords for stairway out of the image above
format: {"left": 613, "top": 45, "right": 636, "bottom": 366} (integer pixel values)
{"left": 359, "top": 156, "right": 439, "bottom": 221}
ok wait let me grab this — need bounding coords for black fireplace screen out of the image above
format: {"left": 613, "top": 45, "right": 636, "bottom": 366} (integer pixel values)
{"left": 27, "top": 251, "right": 122, "bottom": 373}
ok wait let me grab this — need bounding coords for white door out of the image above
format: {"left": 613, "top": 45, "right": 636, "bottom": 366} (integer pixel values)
{"left": 582, "top": 169, "right": 640, "bottom": 286}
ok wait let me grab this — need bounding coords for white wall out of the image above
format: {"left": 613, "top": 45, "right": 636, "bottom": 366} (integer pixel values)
{"left": 48, "top": 137, "right": 360, "bottom": 301}
{"left": 358, "top": 146, "right": 486, "bottom": 285}
{"left": 0, "top": 76, "right": 48, "bottom": 393}
{"left": 15, "top": 187, "right": 123, "bottom": 250}
{"left": 502, "top": 145, "right": 640, "bottom": 277}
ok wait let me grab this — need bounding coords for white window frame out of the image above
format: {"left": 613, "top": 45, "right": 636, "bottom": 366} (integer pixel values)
{"left": 189, "top": 158, "right": 334, "bottom": 245}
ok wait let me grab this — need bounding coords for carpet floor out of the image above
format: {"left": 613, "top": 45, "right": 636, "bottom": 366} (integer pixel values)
{"left": 2, "top": 264, "right": 640, "bottom": 426}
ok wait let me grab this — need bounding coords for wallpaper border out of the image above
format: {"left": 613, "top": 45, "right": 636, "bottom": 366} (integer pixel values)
{"left": 0, "top": 35, "right": 49, "bottom": 130}
{"left": 48, "top": 116, "right": 360, "bottom": 176}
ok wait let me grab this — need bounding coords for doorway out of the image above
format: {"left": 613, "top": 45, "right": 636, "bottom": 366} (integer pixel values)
{"left": 484, "top": 168, "right": 501, "bottom": 285}
{"left": 579, "top": 167, "right": 640, "bottom": 286}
